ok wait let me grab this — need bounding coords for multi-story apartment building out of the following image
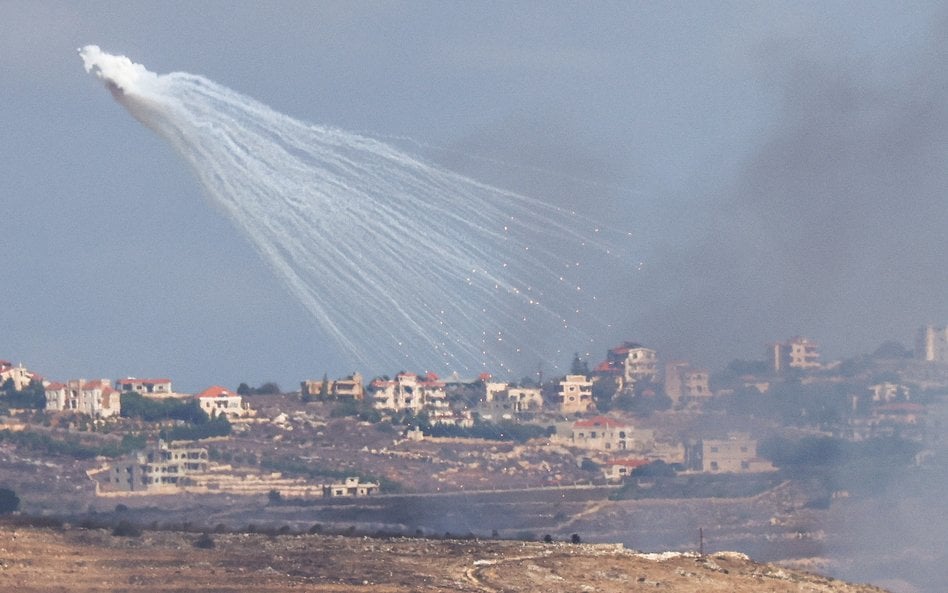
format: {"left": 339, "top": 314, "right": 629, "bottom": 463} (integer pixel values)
{"left": 371, "top": 372, "right": 447, "bottom": 415}
{"left": 771, "top": 337, "right": 821, "bottom": 372}
{"left": 594, "top": 342, "right": 660, "bottom": 393}
{"left": 558, "top": 374, "right": 593, "bottom": 415}
{"left": 664, "top": 361, "right": 711, "bottom": 403}
{"left": 106, "top": 440, "right": 209, "bottom": 492}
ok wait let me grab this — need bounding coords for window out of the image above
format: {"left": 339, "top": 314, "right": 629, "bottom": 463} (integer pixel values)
{"left": 710, "top": 461, "right": 719, "bottom": 471}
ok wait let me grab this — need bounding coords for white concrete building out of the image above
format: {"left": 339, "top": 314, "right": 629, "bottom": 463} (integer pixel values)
{"left": 195, "top": 385, "right": 253, "bottom": 419}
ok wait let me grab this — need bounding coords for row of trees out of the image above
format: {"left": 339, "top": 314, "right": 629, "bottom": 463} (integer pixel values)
{"left": 0, "top": 379, "right": 45, "bottom": 410}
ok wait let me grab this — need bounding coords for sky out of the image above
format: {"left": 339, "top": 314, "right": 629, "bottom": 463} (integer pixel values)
{"left": 1, "top": 1, "right": 946, "bottom": 392}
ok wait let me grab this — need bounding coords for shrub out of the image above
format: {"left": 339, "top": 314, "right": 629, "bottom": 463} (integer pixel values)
{"left": 112, "top": 520, "right": 142, "bottom": 537}
{"left": 0, "top": 488, "right": 20, "bottom": 515}
{"left": 193, "top": 533, "right": 215, "bottom": 549}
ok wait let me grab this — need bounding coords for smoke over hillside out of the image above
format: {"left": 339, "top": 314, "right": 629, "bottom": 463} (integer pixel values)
{"left": 634, "top": 26, "right": 948, "bottom": 365}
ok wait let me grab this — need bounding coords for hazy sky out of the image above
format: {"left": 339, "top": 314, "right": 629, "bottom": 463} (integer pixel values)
{"left": 1, "top": 2, "right": 945, "bottom": 391}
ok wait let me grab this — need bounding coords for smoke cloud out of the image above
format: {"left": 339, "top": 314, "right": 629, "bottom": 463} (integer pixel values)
{"left": 80, "top": 46, "right": 635, "bottom": 377}
{"left": 636, "top": 29, "right": 948, "bottom": 365}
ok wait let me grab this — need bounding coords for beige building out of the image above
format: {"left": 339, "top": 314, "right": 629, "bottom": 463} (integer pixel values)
{"left": 693, "top": 434, "right": 774, "bottom": 474}
{"left": 106, "top": 440, "right": 209, "bottom": 492}
{"left": 558, "top": 374, "right": 593, "bottom": 415}
{"left": 869, "top": 382, "right": 911, "bottom": 403}
{"left": 916, "top": 325, "right": 948, "bottom": 363}
{"left": 664, "top": 361, "right": 711, "bottom": 403}
{"left": 301, "top": 372, "right": 365, "bottom": 400}
{"left": 0, "top": 361, "right": 38, "bottom": 391}
{"left": 371, "top": 372, "right": 448, "bottom": 415}
{"left": 195, "top": 385, "right": 254, "bottom": 419}
{"left": 478, "top": 382, "right": 543, "bottom": 420}
{"left": 558, "top": 416, "right": 654, "bottom": 453}
{"left": 115, "top": 377, "right": 175, "bottom": 397}
{"left": 772, "top": 337, "right": 821, "bottom": 372}
{"left": 44, "top": 378, "right": 121, "bottom": 418}
{"left": 324, "top": 476, "right": 380, "bottom": 497}
{"left": 595, "top": 342, "right": 660, "bottom": 393}
{"left": 624, "top": 347, "right": 660, "bottom": 385}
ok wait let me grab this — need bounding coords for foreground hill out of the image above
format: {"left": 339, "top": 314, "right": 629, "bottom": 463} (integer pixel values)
{"left": 0, "top": 523, "right": 888, "bottom": 593}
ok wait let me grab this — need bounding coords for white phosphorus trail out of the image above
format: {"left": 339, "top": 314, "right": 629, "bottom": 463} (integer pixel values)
{"left": 80, "top": 45, "right": 635, "bottom": 375}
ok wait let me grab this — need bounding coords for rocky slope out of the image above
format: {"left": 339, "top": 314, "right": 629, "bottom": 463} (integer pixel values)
{"left": 0, "top": 523, "right": 889, "bottom": 593}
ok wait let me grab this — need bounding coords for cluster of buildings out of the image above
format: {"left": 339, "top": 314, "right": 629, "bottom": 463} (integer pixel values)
{"left": 3, "top": 323, "right": 947, "bottom": 494}
{"left": 1, "top": 371, "right": 256, "bottom": 422}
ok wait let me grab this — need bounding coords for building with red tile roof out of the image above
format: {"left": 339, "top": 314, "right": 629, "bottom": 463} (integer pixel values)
{"left": 194, "top": 385, "right": 254, "bottom": 419}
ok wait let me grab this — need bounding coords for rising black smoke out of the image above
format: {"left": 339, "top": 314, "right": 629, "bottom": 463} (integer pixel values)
{"left": 637, "top": 24, "right": 948, "bottom": 365}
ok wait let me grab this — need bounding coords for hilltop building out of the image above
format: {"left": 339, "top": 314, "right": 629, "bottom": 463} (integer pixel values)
{"left": 44, "top": 379, "right": 121, "bottom": 418}
{"left": 593, "top": 342, "right": 660, "bottom": 394}
{"left": 371, "top": 372, "right": 448, "bottom": 415}
{"left": 194, "top": 385, "right": 254, "bottom": 419}
{"left": 558, "top": 374, "right": 593, "bottom": 415}
{"left": 301, "top": 373, "right": 365, "bottom": 400}
{"left": 115, "top": 377, "right": 176, "bottom": 397}
{"left": 771, "top": 337, "right": 821, "bottom": 372}
{"left": 0, "top": 361, "right": 39, "bottom": 391}
{"left": 477, "top": 381, "right": 543, "bottom": 420}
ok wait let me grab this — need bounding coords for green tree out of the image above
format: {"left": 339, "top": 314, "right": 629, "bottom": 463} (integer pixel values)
{"left": 0, "top": 488, "right": 19, "bottom": 514}
{"left": 318, "top": 374, "right": 329, "bottom": 398}
{"left": 570, "top": 353, "right": 590, "bottom": 376}
{"left": 4, "top": 380, "right": 46, "bottom": 409}
{"left": 256, "top": 382, "right": 281, "bottom": 395}
{"left": 631, "top": 460, "right": 677, "bottom": 478}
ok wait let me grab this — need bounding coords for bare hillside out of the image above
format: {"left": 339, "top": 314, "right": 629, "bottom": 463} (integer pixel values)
{"left": 0, "top": 524, "right": 889, "bottom": 593}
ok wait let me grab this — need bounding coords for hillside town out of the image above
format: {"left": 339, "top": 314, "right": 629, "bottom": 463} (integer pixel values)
{"left": 1, "top": 325, "right": 946, "bottom": 508}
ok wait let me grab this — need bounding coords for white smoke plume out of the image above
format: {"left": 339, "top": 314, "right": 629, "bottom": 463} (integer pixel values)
{"left": 79, "top": 46, "right": 635, "bottom": 376}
